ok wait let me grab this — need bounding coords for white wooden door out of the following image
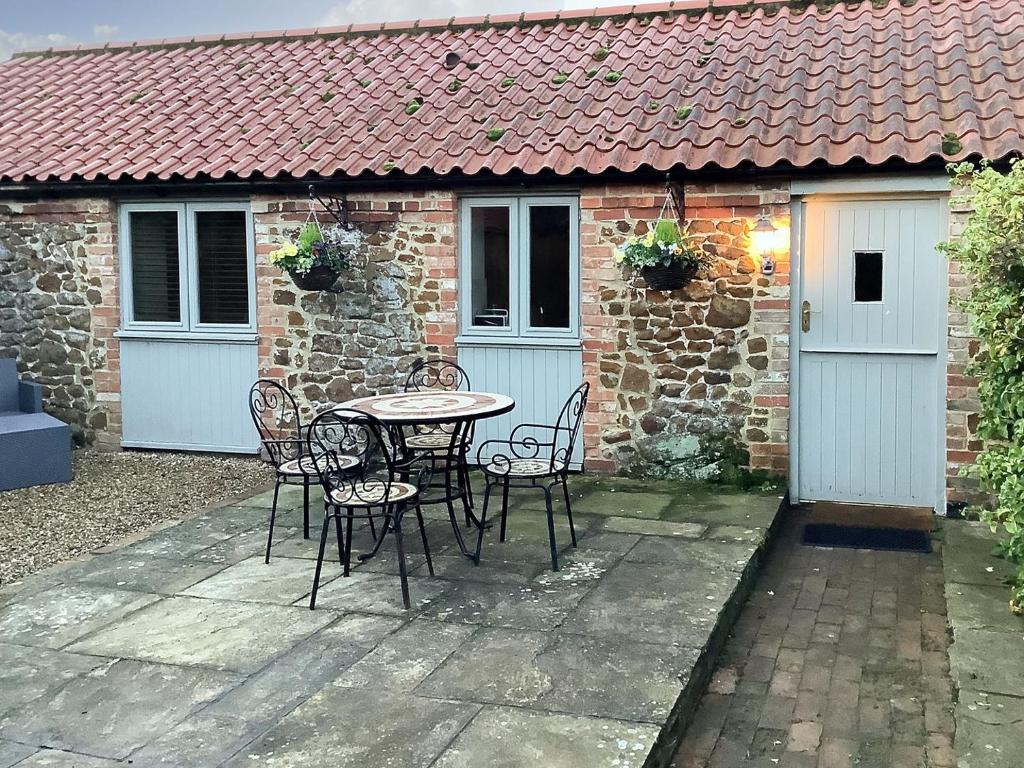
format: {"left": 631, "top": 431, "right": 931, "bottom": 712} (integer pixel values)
{"left": 796, "top": 197, "right": 945, "bottom": 510}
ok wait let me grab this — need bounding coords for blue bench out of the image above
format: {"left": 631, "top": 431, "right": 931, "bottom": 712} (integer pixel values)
{"left": 0, "top": 358, "right": 73, "bottom": 491}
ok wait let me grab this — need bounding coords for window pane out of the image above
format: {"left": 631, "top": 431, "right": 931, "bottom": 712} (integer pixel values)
{"left": 469, "top": 207, "right": 510, "bottom": 327}
{"left": 130, "top": 211, "right": 181, "bottom": 323}
{"left": 196, "top": 210, "right": 250, "bottom": 325}
{"left": 854, "top": 250, "right": 883, "bottom": 302}
{"left": 528, "top": 205, "right": 571, "bottom": 328}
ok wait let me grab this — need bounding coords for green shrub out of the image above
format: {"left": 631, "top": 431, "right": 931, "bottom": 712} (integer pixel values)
{"left": 939, "top": 159, "right": 1024, "bottom": 614}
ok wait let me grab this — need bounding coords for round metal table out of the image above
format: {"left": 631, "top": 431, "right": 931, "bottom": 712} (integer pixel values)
{"left": 336, "top": 390, "right": 515, "bottom": 559}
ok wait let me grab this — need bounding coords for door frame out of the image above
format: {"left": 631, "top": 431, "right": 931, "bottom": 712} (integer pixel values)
{"left": 788, "top": 184, "right": 951, "bottom": 513}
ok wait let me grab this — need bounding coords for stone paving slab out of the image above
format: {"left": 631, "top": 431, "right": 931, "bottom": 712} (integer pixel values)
{"left": 0, "top": 741, "right": 35, "bottom": 768}
{"left": 563, "top": 560, "right": 740, "bottom": 645}
{"left": 0, "top": 643, "right": 105, "bottom": 718}
{"left": 947, "top": 628, "right": 1024, "bottom": 698}
{"left": 0, "top": 659, "right": 239, "bottom": 759}
{"left": 183, "top": 555, "right": 326, "bottom": 604}
{"left": 67, "top": 595, "right": 337, "bottom": 673}
{"left": 70, "top": 552, "right": 228, "bottom": 594}
{"left": 942, "top": 519, "right": 1024, "bottom": 768}
{"left": 953, "top": 690, "right": 1024, "bottom": 768}
{"left": 431, "top": 706, "right": 661, "bottom": 768}
{"left": 0, "top": 476, "right": 782, "bottom": 767}
{"left": 0, "top": 584, "right": 159, "bottom": 648}
{"left": 223, "top": 686, "right": 482, "bottom": 768}
{"left": 10, "top": 750, "right": 122, "bottom": 767}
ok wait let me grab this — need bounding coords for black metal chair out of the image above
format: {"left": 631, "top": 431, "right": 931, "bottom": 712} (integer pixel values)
{"left": 249, "top": 379, "right": 363, "bottom": 563}
{"left": 474, "top": 382, "right": 589, "bottom": 571}
{"left": 305, "top": 407, "right": 434, "bottom": 610}
{"left": 400, "top": 359, "right": 476, "bottom": 511}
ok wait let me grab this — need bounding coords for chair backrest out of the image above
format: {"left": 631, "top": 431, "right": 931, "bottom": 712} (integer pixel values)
{"left": 550, "top": 382, "right": 590, "bottom": 470}
{"left": 249, "top": 380, "right": 302, "bottom": 467}
{"left": 404, "top": 359, "right": 471, "bottom": 393}
{"left": 0, "top": 358, "right": 17, "bottom": 412}
{"left": 306, "top": 408, "right": 398, "bottom": 505}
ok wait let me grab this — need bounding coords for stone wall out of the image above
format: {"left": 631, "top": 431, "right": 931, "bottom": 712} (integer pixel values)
{"left": 0, "top": 199, "right": 120, "bottom": 446}
{"left": 252, "top": 191, "right": 457, "bottom": 423}
{"left": 579, "top": 181, "right": 791, "bottom": 477}
{"left": 0, "top": 181, "right": 982, "bottom": 504}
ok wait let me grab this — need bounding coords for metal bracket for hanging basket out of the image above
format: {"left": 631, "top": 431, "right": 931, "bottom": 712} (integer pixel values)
{"left": 308, "top": 184, "right": 353, "bottom": 231}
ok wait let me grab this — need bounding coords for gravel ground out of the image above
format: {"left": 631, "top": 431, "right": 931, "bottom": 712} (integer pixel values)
{"left": 0, "top": 450, "right": 275, "bottom": 586}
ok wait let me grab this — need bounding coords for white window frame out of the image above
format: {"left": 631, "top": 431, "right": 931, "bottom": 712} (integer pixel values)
{"left": 120, "top": 201, "right": 256, "bottom": 336}
{"left": 458, "top": 195, "right": 580, "bottom": 342}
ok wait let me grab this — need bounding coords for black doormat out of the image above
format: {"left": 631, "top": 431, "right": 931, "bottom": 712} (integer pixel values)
{"left": 802, "top": 523, "right": 932, "bottom": 553}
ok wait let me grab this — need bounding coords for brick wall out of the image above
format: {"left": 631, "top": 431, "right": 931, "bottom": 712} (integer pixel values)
{"left": 945, "top": 193, "right": 983, "bottom": 505}
{"left": 579, "top": 180, "right": 791, "bottom": 477}
{"left": 251, "top": 191, "right": 457, "bottom": 423}
{"left": 0, "top": 198, "right": 120, "bottom": 447}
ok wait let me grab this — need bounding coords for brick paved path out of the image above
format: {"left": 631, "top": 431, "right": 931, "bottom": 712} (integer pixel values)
{"left": 673, "top": 508, "right": 956, "bottom": 768}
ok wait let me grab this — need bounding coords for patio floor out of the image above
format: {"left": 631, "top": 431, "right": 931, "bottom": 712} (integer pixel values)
{"left": 0, "top": 475, "right": 781, "bottom": 768}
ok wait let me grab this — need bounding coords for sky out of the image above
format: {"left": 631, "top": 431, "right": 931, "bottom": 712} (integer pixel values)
{"left": 0, "top": 0, "right": 596, "bottom": 61}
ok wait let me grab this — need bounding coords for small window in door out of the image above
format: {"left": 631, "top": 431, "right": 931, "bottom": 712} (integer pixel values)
{"left": 853, "top": 250, "right": 883, "bottom": 302}
{"left": 129, "top": 211, "right": 181, "bottom": 323}
{"left": 468, "top": 207, "right": 511, "bottom": 327}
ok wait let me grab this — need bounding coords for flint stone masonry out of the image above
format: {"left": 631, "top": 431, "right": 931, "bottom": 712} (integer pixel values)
{"left": 579, "top": 181, "right": 792, "bottom": 478}
{"left": 0, "top": 199, "right": 119, "bottom": 447}
{"left": 252, "top": 192, "right": 457, "bottom": 423}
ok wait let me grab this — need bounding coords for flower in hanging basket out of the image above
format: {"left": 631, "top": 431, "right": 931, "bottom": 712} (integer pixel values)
{"left": 269, "top": 222, "right": 364, "bottom": 290}
{"left": 614, "top": 219, "right": 710, "bottom": 290}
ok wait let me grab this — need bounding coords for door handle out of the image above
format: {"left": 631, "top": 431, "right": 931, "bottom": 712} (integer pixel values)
{"left": 801, "top": 301, "right": 811, "bottom": 333}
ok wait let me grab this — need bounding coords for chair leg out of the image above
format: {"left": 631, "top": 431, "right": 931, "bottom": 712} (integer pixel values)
{"left": 395, "top": 505, "right": 411, "bottom": 609}
{"left": 543, "top": 484, "right": 559, "bottom": 572}
{"left": 343, "top": 507, "right": 355, "bottom": 577}
{"left": 474, "top": 482, "right": 495, "bottom": 564}
{"left": 309, "top": 511, "right": 333, "bottom": 610}
{"left": 333, "top": 505, "right": 345, "bottom": 566}
{"left": 368, "top": 512, "right": 377, "bottom": 540}
{"left": 303, "top": 478, "right": 310, "bottom": 540}
{"left": 265, "top": 478, "right": 282, "bottom": 564}
{"left": 415, "top": 504, "right": 434, "bottom": 576}
{"left": 499, "top": 478, "right": 511, "bottom": 543}
{"left": 561, "top": 476, "right": 578, "bottom": 547}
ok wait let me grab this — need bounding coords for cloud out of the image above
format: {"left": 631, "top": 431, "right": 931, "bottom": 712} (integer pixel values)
{"left": 93, "top": 24, "right": 119, "bottom": 41}
{"left": 319, "top": 0, "right": 573, "bottom": 26}
{"left": 0, "top": 30, "right": 72, "bottom": 62}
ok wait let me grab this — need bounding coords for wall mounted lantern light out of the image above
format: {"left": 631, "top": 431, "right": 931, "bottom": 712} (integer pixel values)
{"left": 751, "top": 209, "right": 778, "bottom": 276}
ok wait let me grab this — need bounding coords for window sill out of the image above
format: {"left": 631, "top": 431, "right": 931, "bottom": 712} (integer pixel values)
{"left": 456, "top": 334, "right": 581, "bottom": 349}
{"left": 116, "top": 330, "right": 258, "bottom": 344}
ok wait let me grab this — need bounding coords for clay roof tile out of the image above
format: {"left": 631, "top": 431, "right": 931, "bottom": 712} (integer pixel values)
{"left": 0, "top": 0, "right": 1021, "bottom": 184}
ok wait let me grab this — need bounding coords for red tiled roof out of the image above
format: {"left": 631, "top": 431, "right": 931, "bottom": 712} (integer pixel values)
{"left": 0, "top": 0, "right": 1021, "bottom": 184}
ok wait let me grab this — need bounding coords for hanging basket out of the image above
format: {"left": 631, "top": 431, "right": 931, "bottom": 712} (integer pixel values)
{"left": 641, "top": 262, "right": 698, "bottom": 291}
{"left": 290, "top": 265, "right": 340, "bottom": 291}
